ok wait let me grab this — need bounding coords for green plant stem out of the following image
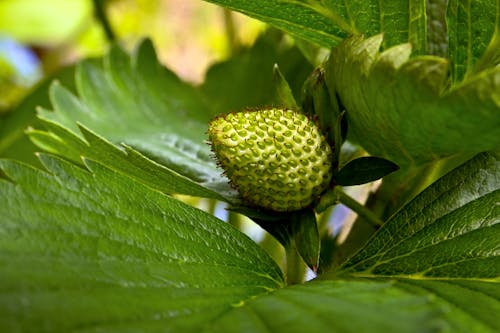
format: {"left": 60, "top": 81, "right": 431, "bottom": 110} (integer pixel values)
{"left": 285, "top": 241, "right": 306, "bottom": 285}
{"left": 93, "top": 0, "right": 116, "bottom": 43}
{"left": 334, "top": 187, "right": 383, "bottom": 228}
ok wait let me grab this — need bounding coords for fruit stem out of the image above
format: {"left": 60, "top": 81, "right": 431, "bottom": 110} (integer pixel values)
{"left": 285, "top": 240, "right": 306, "bottom": 285}
{"left": 334, "top": 187, "right": 384, "bottom": 228}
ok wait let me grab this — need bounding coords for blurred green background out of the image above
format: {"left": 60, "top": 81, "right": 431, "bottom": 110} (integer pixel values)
{"left": 0, "top": 0, "right": 264, "bottom": 112}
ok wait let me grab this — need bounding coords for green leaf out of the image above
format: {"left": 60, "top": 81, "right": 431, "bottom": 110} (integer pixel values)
{"left": 301, "top": 66, "right": 340, "bottom": 149}
{"left": 273, "top": 64, "right": 298, "bottom": 109}
{"left": 229, "top": 207, "right": 319, "bottom": 272}
{"left": 291, "top": 208, "right": 320, "bottom": 271}
{"left": 447, "top": 0, "right": 499, "bottom": 82}
{"left": 0, "top": 154, "right": 283, "bottom": 332}
{"left": 339, "top": 152, "right": 499, "bottom": 278}
{"left": 327, "top": 34, "right": 500, "bottom": 167}
{"left": 202, "top": 0, "right": 351, "bottom": 47}
{"left": 335, "top": 156, "right": 399, "bottom": 186}
{"left": 208, "top": 280, "right": 446, "bottom": 333}
{"left": 202, "top": 0, "right": 429, "bottom": 53}
{"left": 29, "top": 116, "right": 234, "bottom": 201}
{"left": 396, "top": 279, "right": 500, "bottom": 333}
{"left": 1, "top": 149, "right": 496, "bottom": 332}
{"left": 29, "top": 41, "right": 235, "bottom": 200}
{"left": 327, "top": 152, "right": 500, "bottom": 332}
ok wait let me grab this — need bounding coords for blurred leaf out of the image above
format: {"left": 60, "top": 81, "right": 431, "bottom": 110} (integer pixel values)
{"left": 293, "top": 36, "right": 330, "bottom": 66}
{"left": 335, "top": 156, "right": 399, "bottom": 186}
{"left": 327, "top": 34, "right": 500, "bottom": 168}
{"left": 0, "top": 65, "right": 76, "bottom": 166}
{"left": 0, "top": 154, "right": 283, "bottom": 332}
{"left": 201, "top": 31, "right": 313, "bottom": 114}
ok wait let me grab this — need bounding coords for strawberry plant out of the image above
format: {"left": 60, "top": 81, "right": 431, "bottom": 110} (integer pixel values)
{"left": 0, "top": 1, "right": 499, "bottom": 332}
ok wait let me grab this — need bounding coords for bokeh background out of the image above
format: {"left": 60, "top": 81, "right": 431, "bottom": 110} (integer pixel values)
{"left": 0, "top": 0, "right": 265, "bottom": 111}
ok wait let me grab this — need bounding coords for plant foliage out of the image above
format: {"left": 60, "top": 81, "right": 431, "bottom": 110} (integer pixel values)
{"left": 0, "top": 0, "right": 498, "bottom": 332}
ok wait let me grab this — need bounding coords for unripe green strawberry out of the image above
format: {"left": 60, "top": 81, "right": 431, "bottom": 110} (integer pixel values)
{"left": 208, "top": 108, "right": 333, "bottom": 212}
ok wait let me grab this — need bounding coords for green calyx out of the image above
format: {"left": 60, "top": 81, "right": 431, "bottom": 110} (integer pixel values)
{"left": 208, "top": 108, "right": 333, "bottom": 212}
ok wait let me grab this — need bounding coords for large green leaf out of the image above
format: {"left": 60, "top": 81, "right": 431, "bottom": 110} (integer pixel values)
{"left": 339, "top": 152, "right": 499, "bottom": 277}
{"left": 327, "top": 152, "right": 500, "bottom": 332}
{"left": 0, "top": 156, "right": 444, "bottom": 332}
{"left": 0, "top": 154, "right": 283, "bottom": 332}
{"left": 207, "top": 280, "right": 446, "bottom": 333}
{"left": 1, "top": 149, "right": 497, "bottom": 331}
{"left": 327, "top": 34, "right": 500, "bottom": 167}
{"left": 203, "top": 0, "right": 430, "bottom": 53}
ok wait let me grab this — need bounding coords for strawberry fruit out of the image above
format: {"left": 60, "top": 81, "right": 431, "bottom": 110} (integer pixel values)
{"left": 208, "top": 108, "right": 333, "bottom": 212}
